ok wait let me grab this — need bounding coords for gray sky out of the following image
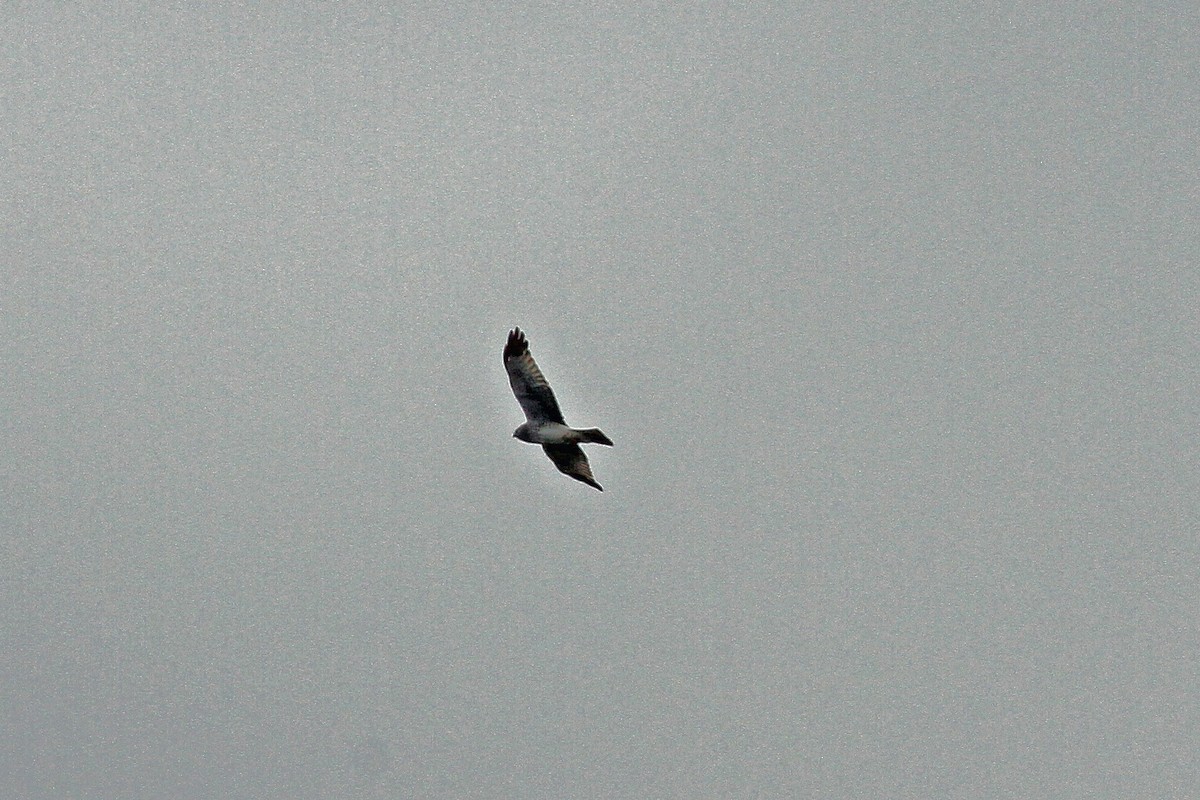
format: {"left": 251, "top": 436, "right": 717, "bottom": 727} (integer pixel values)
{"left": 3, "top": 3, "right": 1198, "bottom": 798}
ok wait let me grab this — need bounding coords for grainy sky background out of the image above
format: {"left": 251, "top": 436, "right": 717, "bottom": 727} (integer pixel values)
{"left": 3, "top": 3, "right": 1198, "bottom": 798}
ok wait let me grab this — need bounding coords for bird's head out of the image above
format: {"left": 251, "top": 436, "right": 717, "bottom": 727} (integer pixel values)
{"left": 513, "top": 423, "right": 533, "bottom": 442}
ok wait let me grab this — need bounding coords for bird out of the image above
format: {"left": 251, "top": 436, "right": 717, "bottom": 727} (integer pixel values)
{"left": 503, "top": 327, "right": 612, "bottom": 491}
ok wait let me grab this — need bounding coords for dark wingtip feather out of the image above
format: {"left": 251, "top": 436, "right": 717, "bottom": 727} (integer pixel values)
{"left": 571, "top": 470, "right": 603, "bottom": 491}
{"left": 563, "top": 467, "right": 603, "bottom": 491}
{"left": 503, "top": 327, "right": 527, "bottom": 361}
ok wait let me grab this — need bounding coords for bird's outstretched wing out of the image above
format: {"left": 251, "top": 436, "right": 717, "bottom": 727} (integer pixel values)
{"left": 504, "top": 328, "right": 565, "bottom": 424}
{"left": 542, "top": 443, "right": 603, "bottom": 491}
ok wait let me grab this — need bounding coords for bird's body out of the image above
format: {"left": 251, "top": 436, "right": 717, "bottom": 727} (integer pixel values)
{"left": 504, "top": 328, "right": 612, "bottom": 491}
{"left": 513, "top": 421, "right": 583, "bottom": 445}
{"left": 513, "top": 421, "right": 613, "bottom": 446}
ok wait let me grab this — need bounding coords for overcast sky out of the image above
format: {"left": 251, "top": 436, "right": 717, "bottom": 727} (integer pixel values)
{"left": 3, "top": 3, "right": 1198, "bottom": 798}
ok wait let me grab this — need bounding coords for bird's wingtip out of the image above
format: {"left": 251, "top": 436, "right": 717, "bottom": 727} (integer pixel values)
{"left": 504, "top": 327, "right": 528, "bottom": 360}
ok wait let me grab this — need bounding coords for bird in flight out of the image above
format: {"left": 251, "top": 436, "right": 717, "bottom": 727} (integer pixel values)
{"left": 504, "top": 327, "right": 613, "bottom": 491}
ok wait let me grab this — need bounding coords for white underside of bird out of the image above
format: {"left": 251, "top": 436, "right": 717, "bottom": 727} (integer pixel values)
{"left": 514, "top": 422, "right": 586, "bottom": 444}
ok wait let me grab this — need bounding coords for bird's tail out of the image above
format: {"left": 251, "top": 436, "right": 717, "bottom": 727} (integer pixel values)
{"left": 577, "top": 428, "right": 613, "bottom": 446}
